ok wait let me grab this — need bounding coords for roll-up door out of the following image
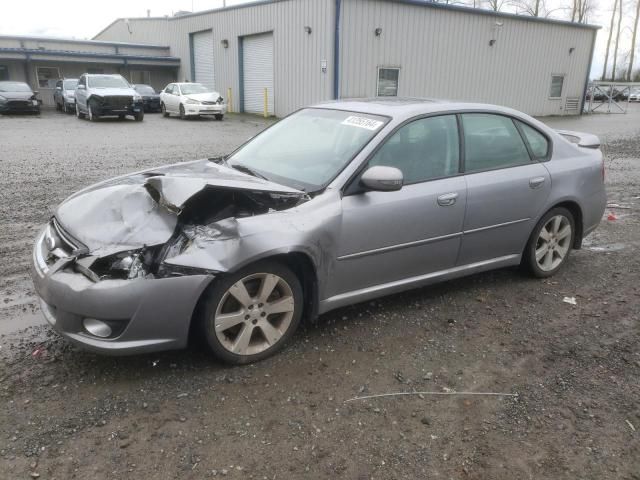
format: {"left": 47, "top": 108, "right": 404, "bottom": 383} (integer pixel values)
{"left": 242, "top": 32, "right": 274, "bottom": 115}
{"left": 192, "top": 30, "right": 215, "bottom": 89}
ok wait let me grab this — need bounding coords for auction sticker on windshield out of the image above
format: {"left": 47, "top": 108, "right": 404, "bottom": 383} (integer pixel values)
{"left": 341, "top": 116, "right": 384, "bottom": 131}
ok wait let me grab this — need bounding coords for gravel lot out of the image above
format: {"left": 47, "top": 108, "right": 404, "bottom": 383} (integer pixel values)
{"left": 1, "top": 107, "right": 639, "bottom": 479}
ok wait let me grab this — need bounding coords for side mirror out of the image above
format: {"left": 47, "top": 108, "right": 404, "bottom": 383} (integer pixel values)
{"left": 32, "top": 90, "right": 39, "bottom": 95}
{"left": 360, "top": 166, "right": 403, "bottom": 192}
{"left": 55, "top": 86, "right": 62, "bottom": 90}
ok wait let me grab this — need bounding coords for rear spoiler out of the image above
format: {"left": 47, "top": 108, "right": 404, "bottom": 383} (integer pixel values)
{"left": 555, "top": 129, "right": 601, "bottom": 149}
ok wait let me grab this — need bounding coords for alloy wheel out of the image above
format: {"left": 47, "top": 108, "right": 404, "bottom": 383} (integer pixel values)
{"left": 535, "top": 215, "right": 572, "bottom": 272}
{"left": 213, "top": 273, "right": 295, "bottom": 356}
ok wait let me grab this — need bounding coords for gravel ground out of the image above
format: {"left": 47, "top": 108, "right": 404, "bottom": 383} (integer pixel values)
{"left": 0, "top": 107, "right": 638, "bottom": 479}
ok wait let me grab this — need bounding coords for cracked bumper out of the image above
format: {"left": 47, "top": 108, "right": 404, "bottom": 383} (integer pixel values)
{"left": 30, "top": 229, "right": 213, "bottom": 355}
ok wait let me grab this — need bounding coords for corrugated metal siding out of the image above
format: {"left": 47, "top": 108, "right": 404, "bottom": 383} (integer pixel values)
{"left": 242, "top": 32, "right": 275, "bottom": 114}
{"left": 149, "top": 0, "right": 333, "bottom": 116}
{"left": 93, "top": 18, "right": 172, "bottom": 45}
{"left": 192, "top": 30, "right": 215, "bottom": 89}
{"left": 339, "top": 0, "right": 595, "bottom": 116}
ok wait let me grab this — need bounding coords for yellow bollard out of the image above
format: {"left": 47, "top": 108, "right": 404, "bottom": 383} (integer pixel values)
{"left": 227, "top": 87, "right": 233, "bottom": 113}
{"left": 264, "top": 87, "right": 268, "bottom": 118}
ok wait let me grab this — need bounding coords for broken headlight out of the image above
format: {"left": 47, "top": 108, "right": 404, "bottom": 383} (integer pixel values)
{"left": 91, "top": 248, "right": 158, "bottom": 280}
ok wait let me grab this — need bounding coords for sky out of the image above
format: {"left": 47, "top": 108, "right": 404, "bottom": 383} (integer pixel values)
{"left": 0, "top": 0, "right": 636, "bottom": 80}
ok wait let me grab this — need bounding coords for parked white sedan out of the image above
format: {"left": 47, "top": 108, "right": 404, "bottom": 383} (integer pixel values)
{"left": 160, "top": 83, "right": 226, "bottom": 120}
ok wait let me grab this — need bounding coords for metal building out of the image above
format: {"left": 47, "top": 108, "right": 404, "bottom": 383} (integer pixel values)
{"left": 0, "top": 35, "right": 180, "bottom": 107}
{"left": 93, "top": 0, "right": 599, "bottom": 117}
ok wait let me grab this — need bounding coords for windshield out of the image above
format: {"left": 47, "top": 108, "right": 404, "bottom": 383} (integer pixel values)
{"left": 135, "top": 85, "right": 156, "bottom": 94}
{"left": 227, "top": 108, "right": 389, "bottom": 191}
{"left": 180, "top": 84, "right": 211, "bottom": 95}
{"left": 63, "top": 80, "right": 78, "bottom": 90}
{"left": 0, "top": 82, "right": 32, "bottom": 92}
{"left": 88, "top": 76, "right": 130, "bottom": 89}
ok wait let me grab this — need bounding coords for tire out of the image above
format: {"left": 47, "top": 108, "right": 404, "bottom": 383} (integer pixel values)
{"left": 179, "top": 104, "right": 186, "bottom": 120}
{"left": 76, "top": 103, "right": 85, "bottom": 119}
{"left": 196, "top": 260, "right": 304, "bottom": 365}
{"left": 134, "top": 111, "right": 144, "bottom": 122}
{"left": 118, "top": 114, "right": 125, "bottom": 120}
{"left": 215, "top": 114, "right": 224, "bottom": 121}
{"left": 87, "top": 99, "right": 99, "bottom": 122}
{"left": 523, "top": 207, "right": 575, "bottom": 278}
{"left": 161, "top": 103, "right": 169, "bottom": 117}
{"left": 55, "top": 101, "right": 62, "bottom": 111}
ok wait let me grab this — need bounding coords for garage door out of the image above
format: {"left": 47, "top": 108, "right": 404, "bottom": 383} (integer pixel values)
{"left": 242, "top": 32, "right": 274, "bottom": 115}
{"left": 192, "top": 30, "right": 215, "bottom": 90}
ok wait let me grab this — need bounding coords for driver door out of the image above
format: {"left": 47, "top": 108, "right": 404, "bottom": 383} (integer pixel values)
{"left": 330, "top": 115, "right": 467, "bottom": 298}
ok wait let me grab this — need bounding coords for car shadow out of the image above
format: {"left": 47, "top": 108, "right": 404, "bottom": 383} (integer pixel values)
{"left": 21, "top": 265, "right": 537, "bottom": 380}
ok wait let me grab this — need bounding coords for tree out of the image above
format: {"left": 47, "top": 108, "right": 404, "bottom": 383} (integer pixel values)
{"left": 509, "top": 0, "right": 559, "bottom": 16}
{"left": 485, "top": 0, "right": 508, "bottom": 11}
{"left": 570, "top": 0, "right": 595, "bottom": 23}
{"left": 628, "top": 0, "right": 640, "bottom": 81}
{"left": 602, "top": 0, "right": 619, "bottom": 80}
{"left": 611, "top": 0, "right": 623, "bottom": 81}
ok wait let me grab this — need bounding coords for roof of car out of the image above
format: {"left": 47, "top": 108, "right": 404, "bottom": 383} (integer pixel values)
{"left": 313, "top": 97, "right": 525, "bottom": 120}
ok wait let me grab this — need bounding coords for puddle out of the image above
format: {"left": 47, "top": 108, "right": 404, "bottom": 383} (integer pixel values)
{"left": 0, "top": 310, "right": 46, "bottom": 335}
{"left": 584, "top": 242, "right": 628, "bottom": 253}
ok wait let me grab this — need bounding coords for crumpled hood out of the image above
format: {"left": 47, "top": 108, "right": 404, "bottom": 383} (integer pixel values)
{"left": 185, "top": 92, "right": 221, "bottom": 102}
{"left": 55, "top": 159, "right": 304, "bottom": 256}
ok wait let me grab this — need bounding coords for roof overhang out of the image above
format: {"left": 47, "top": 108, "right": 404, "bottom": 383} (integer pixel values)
{"left": 0, "top": 48, "right": 180, "bottom": 67}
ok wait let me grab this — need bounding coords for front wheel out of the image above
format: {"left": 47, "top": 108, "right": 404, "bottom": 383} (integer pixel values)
{"left": 196, "top": 261, "right": 303, "bottom": 365}
{"left": 179, "top": 104, "right": 186, "bottom": 120}
{"left": 523, "top": 207, "right": 575, "bottom": 278}
{"left": 87, "top": 99, "right": 99, "bottom": 122}
{"left": 215, "top": 114, "right": 224, "bottom": 121}
{"left": 161, "top": 103, "right": 169, "bottom": 117}
{"left": 134, "top": 111, "right": 144, "bottom": 122}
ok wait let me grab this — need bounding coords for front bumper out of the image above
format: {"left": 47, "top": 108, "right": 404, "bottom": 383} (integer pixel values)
{"left": 0, "top": 100, "right": 40, "bottom": 113}
{"left": 185, "top": 103, "right": 226, "bottom": 116}
{"left": 142, "top": 98, "right": 161, "bottom": 111}
{"left": 95, "top": 101, "right": 144, "bottom": 117}
{"left": 30, "top": 226, "right": 213, "bottom": 355}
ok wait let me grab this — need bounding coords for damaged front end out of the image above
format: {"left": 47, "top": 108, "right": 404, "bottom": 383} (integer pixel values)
{"left": 41, "top": 159, "right": 308, "bottom": 283}
{"left": 30, "top": 160, "right": 310, "bottom": 354}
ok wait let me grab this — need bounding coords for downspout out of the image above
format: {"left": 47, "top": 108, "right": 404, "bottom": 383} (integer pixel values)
{"left": 579, "top": 29, "right": 597, "bottom": 115}
{"left": 333, "top": 0, "right": 341, "bottom": 100}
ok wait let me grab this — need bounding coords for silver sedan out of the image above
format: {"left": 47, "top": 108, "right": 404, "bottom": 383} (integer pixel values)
{"left": 31, "top": 99, "right": 606, "bottom": 364}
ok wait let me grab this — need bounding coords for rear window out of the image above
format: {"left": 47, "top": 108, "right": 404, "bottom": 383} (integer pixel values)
{"left": 462, "top": 114, "right": 531, "bottom": 173}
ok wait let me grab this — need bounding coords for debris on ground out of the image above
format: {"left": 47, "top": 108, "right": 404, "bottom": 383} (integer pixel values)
{"left": 562, "top": 297, "right": 577, "bottom": 305}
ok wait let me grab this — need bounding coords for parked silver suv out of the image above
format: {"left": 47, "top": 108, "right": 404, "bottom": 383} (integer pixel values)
{"left": 74, "top": 74, "right": 144, "bottom": 121}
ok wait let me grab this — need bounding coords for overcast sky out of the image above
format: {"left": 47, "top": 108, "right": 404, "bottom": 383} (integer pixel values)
{"left": 0, "top": 0, "right": 636, "bottom": 80}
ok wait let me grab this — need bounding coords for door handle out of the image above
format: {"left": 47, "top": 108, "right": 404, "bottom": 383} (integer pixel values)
{"left": 437, "top": 192, "right": 458, "bottom": 207}
{"left": 529, "top": 177, "right": 546, "bottom": 189}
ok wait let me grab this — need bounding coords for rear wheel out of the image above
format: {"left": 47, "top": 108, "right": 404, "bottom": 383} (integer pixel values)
{"left": 179, "top": 104, "right": 186, "bottom": 120}
{"left": 197, "top": 260, "right": 303, "bottom": 364}
{"left": 523, "top": 207, "right": 575, "bottom": 278}
{"left": 161, "top": 103, "right": 169, "bottom": 117}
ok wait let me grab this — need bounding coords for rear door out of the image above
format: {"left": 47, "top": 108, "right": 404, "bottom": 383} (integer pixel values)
{"left": 332, "top": 115, "right": 467, "bottom": 297}
{"left": 458, "top": 113, "right": 551, "bottom": 265}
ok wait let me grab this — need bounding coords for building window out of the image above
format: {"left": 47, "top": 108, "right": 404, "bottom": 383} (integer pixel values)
{"left": 377, "top": 67, "right": 400, "bottom": 97}
{"left": 550, "top": 75, "right": 564, "bottom": 98}
{"left": 0, "top": 65, "right": 8, "bottom": 81}
{"left": 130, "top": 70, "right": 151, "bottom": 85}
{"left": 36, "top": 67, "right": 60, "bottom": 89}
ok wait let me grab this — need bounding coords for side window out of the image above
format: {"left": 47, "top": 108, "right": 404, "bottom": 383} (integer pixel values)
{"left": 550, "top": 75, "right": 564, "bottom": 98}
{"left": 462, "top": 114, "right": 531, "bottom": 173}
{"left": 377, "top": 67, "right": 400, "bottom": 97}
{"left": 369, "top": 115, "right": 460, "bottom": 184}
{"left": 55, "top": 80, "right": 62, "bottom": 89}
{"left": 174, "top": 85, "right": 181, "bottom": 95}
{"left": 165, "top": 84, "right": 173, "bottom": 94}
{"left": 517, "top": 121, "right": 549, "bottom": 160}
{"left": 78, "top": 76, "right": 85, "bottom": 87}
